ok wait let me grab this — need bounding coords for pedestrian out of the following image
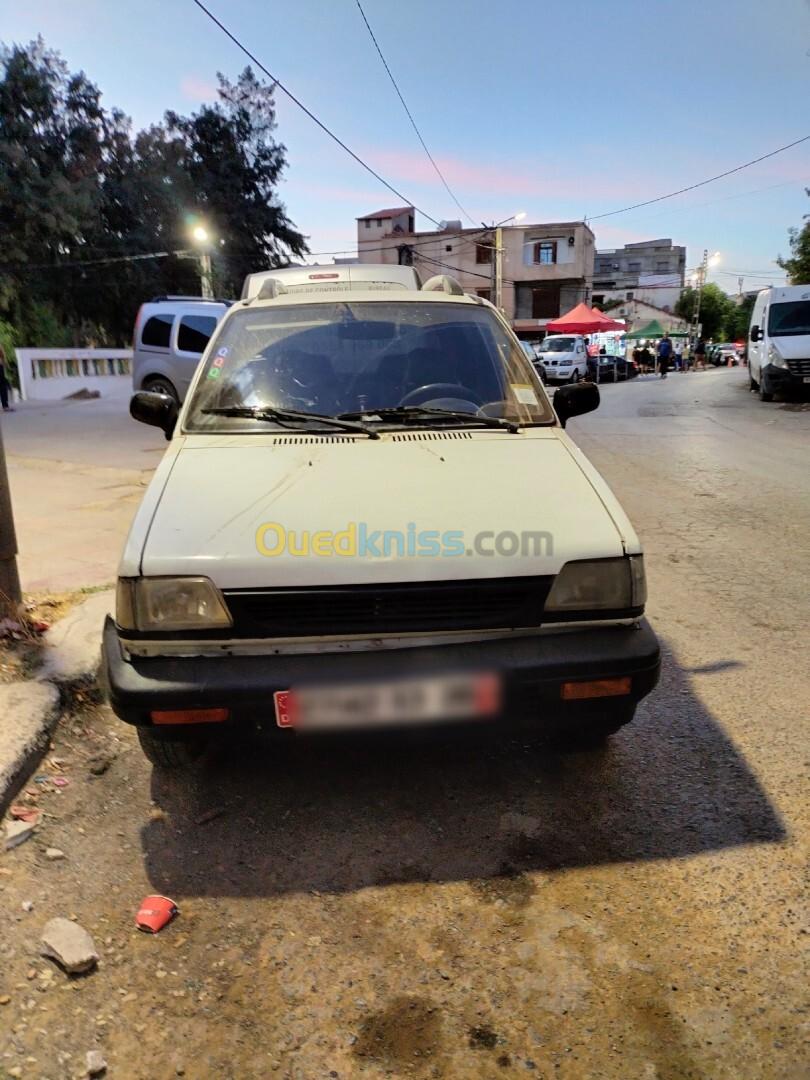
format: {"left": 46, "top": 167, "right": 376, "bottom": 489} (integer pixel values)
{"left": 673, "top": 341, "right": 683, "bottom": 371}
{"left": 657, "top": 334, "right": 672, "bottom": 379}
{"left": 695, "top": 337, "right": 707, "bottom": 370}
{"left": 639, "top": 345, "right": 653, "bottom": 374}
{"left": 682, "top": 341, "right": 691, "bottom": 371}
{"left": 0, "top": 343, "right": 13, "bottom": 412}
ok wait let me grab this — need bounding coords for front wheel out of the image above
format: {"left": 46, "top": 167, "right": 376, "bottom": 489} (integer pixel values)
{"left": 137, "top": 728, "right": 205, "bottom": 769}
{"left": 749, "top": 374, "right": 758, "bottom": 391}
{"left": 570, "top": 369, "right": 581, "bottom": 384}
{"left": 759, "top": 380, "right": 774, "bottom": 402}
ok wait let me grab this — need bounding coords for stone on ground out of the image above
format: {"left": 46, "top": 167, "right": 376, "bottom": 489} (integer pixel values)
{"left": 41, "top": 917, "right": 99, "bottom": 974}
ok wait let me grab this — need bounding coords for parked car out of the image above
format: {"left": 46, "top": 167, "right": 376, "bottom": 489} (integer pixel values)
{"left": 748, "top": 285, "right": 810, "bottom": 401}
{"left": 534, "top": 335, "right": 589, "bottom": 384}
{"left": 132, "top": 296, "right": 232, "bottom": 403}
{"left": 714, "top": 343, "right": 740, "bottom": 366}
{"left": 586, "top": 354, "right": 638, "bottom": 381}
{"left": 105, "top": 270, "right": 660, "bottom": 767}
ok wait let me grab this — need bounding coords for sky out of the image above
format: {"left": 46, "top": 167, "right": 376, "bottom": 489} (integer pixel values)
{"left": 2, "top": 0, "right": 810, "bottom": 293}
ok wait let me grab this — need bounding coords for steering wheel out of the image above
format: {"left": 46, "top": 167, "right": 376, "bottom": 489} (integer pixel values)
{"left": 398, "top": 383, "right": 481, "bottom": 408}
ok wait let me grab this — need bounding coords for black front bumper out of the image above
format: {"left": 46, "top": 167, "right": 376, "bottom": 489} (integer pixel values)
{"left": 762, "top": 363, "right": 808, "bottom": 395}
{"left": 101, "top": 616, "right": 661, "bottom": 733}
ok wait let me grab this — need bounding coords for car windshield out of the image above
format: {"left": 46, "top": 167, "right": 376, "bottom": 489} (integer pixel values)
{"left": 768, "top": 300, "right": 810, "bottom": 337}
{"left": 540, "top": 337, "right": 576, "bottom": 352}
{"left": 185, "top": 300, "right": 553, "bottom": 431}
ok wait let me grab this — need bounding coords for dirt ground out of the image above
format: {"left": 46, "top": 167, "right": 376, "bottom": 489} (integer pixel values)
{"left": 1, "top": 370, "right": 808, "bottom": 1079}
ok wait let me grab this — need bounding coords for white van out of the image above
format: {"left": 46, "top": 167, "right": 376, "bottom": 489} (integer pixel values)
{"left": 132, "top": 297, "right": 232, "bottom": 403}
{"left": 535, "top": 335, "right": 589, "bottom": 384}
{"left": 748, "top": 284, "right": 810, "bottom": 401}
{"left": 103, "top": 272, "right": 660, "bottom": 767}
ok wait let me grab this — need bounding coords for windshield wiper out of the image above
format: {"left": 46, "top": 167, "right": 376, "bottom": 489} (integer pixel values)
{"left": 202, "top": 406, "right": 380, "bottom": 439}
{"left": 338, "top": 405, "right": 521, "bottom": 433}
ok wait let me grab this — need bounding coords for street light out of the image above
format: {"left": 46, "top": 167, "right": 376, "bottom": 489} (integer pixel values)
{"left": 190, "top": 224, "right": 214, "bottom": 299}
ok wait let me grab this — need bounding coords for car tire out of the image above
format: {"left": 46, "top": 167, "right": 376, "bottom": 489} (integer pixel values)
{"left": 143, "top": 376, "right": 179, "bottom": 403}
{"left": 571, "top": 369, "right": 581, "bottom": 384}
{"left": 749, "top": 374, "right": 758, "bottom": 391}
{"left": 759, "top": 380, "right": 773, "bottom": 402}
{"left": 137, "top": 728, "right": 205, "bottom": 769}
{"left": 549, "top": 705, "right": 636, "bottom": 750}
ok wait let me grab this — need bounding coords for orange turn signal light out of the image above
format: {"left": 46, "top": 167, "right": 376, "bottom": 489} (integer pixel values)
{"left": 561, "top": 677, "right": 631, "bottom": 701}
{"left": 150, "top": 708, "right": 229, "bottom": 725}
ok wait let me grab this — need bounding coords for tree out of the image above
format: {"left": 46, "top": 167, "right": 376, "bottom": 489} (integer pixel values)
{"left": 725, "top": 294, "right": 756, "bottom": 342}
{"left": 777, "top": 187, "right": 810, "bottom": 284}
{"left": 0, "top": 42, "right": 307, "bottom": 346}
{"left": 674, "top": 283, "right": 734, "bottom": 340}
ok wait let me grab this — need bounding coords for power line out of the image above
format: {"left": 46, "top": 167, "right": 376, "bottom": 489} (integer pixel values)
{"left": 190, "top": 0, "right": 442, "bottom": 228}
{"left": 589, "top": 134, "right": 810, "bottom": 222}
{"left": 354, "top": 0, "right": 476, "bottom": 227}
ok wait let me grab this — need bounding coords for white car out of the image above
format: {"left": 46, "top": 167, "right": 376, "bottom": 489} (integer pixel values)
{"left": 535, "top": 334, "right": 589, "bottom": 384}
{"left": 104, "top": 271, "right": 660, "bottom": 767}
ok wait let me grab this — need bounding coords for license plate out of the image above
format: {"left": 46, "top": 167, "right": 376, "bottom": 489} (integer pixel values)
{"left": 274, "top": 672, "right": 500, "bottom": 731}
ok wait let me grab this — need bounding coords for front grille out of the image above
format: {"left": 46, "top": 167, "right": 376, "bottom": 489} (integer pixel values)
{"left": 224, "top": 576, "right": 554, "bottom": 638}
{"left": 787, "top": 358, "right": 810, "bottom": 376}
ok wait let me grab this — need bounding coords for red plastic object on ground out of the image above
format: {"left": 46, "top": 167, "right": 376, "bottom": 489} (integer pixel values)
{"left": 135, "top": 895, "right": 178, "bottom": 933}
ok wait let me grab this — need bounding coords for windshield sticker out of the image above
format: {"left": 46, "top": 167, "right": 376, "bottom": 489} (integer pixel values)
{"left": 216, "top": 346, "right": 229, "bottom": 357}
{"left": 212, "top": 356, "right": 226, "bottom": 368}
{"left": 207, "top": 367, "right": 222, "bottom": 379}
{"left": 511, "top": 384, "right": 538, "bottom": 406}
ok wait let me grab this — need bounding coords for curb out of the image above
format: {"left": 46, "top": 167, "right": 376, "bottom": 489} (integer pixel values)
{"left": 0, "top": 589, "right": 114, "bottom": 813}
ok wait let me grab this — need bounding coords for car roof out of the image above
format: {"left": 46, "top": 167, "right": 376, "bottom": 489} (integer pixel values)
{"left": 241, "top": 263, "right": 421, "bottom": 300}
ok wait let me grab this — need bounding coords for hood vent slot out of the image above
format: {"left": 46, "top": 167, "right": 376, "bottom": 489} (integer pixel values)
{"left": 270, "top": 436, "right": 355, "bottom": 444}
{"left": 391, "top": 431, "right": 473, "bottom": 441}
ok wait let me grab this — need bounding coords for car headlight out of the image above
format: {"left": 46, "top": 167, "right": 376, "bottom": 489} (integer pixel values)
{"left": 767, "top": 344, "right": 788, "bottom": 369}
{"left": 545, "top": 556, "right": 646, "bottom": 612}
{"left": 116, "top": 577, "right": 232, "bottom": 632}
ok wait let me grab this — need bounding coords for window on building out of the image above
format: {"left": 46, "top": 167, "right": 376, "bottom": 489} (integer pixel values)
{"left": 178, "top": 315, "right": 217, "bottom": 354}
{"left": 408, "top": 215, "right": 414, "bottom": 232}
{"left": 445, "top": 244, "right": 452, "bottom": 252}
{"left": 476, "top": 244, "right": 492, "bottom": 264}
{"left": 476, "top": 288, "right": 492, "bottom": 302}
{"left": 592, "top": 294, "right": 605, "bottom": 307}
{"left": 141, "top": 314, "right": 173, "bottom": 349}
{"left": 627, "top": 261, "right": 641, "bottom": 272}
{"left": 375, "top": 218, "right": 382, "bottom": 227}
{"left": 626, "top": 291, "right": 634, "bottom": 301}
{"left": 364, "top": 220, "right": 371, "bottom": 229}
{"left": 533, "top": 241, "right": 557, "bottom": 265}
{"left": 655, "top": 260, "right": 670, "bottom": 272}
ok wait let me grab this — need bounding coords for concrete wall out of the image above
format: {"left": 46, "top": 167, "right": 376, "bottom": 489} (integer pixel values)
{"left": 16, "top": 349, "right": 133, "bottom": 402}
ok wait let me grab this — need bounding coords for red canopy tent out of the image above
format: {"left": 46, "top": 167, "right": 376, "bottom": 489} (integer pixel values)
{"left": 545, "top": 303, "right": 624, "bottom": 334}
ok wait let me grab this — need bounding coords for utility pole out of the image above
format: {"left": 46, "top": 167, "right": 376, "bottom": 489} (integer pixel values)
{"left": 493, "top": 225, "right": 504, "bottom": 312}
{"left": 691, "top": 248, "right": 708, "bottom": 349}
{"left": 0, "top": 414, "right": 22, "bottom": 618}
{"left": 199, "top": 252, "right": 214, "bottom": 299}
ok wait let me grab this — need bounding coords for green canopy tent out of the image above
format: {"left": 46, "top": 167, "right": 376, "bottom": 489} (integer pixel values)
{"left": 624, "top": 319, "right": 668, "bottom": 340}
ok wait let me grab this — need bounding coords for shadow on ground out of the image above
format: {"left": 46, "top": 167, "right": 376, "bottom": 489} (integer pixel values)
{"left": 142, "top": 640, "right": 784, "bottom": 898}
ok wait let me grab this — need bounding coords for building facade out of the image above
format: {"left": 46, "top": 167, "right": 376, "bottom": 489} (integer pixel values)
{"left": 356, "top": 208, "right": 595, "bottom": 337}
{"left": 592, "top": 239, "right": 687, "bottom": 313}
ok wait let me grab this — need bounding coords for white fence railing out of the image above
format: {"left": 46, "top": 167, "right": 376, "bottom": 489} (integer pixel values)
{"left": 15, "top": 348, "right": 133, "bottom": 402}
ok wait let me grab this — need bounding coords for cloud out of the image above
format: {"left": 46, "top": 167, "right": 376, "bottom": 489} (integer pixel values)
{"left": 180, "top": 75, "right": 219, "bottom": 103}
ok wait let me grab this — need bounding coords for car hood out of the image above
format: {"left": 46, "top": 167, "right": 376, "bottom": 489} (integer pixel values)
{"left": 136, "top": 430, "right": 634, "bottom": 588}
{"left": 769, "top": 335, "right": 810, "bottom": 359}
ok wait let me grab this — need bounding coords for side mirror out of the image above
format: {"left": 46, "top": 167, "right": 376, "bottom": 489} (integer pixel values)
{"left": 554, "top": 382, "right": 599, "bottom": 428}
{"left": 750, "top": 325, "right": 761, "bottom": 342}
{"left": 130, "top": 391, "right": 178, "bottom": 440}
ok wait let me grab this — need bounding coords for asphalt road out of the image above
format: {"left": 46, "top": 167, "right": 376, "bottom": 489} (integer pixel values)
{"left": 1, "top": 368, "right": 808, "bottom": 1079}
